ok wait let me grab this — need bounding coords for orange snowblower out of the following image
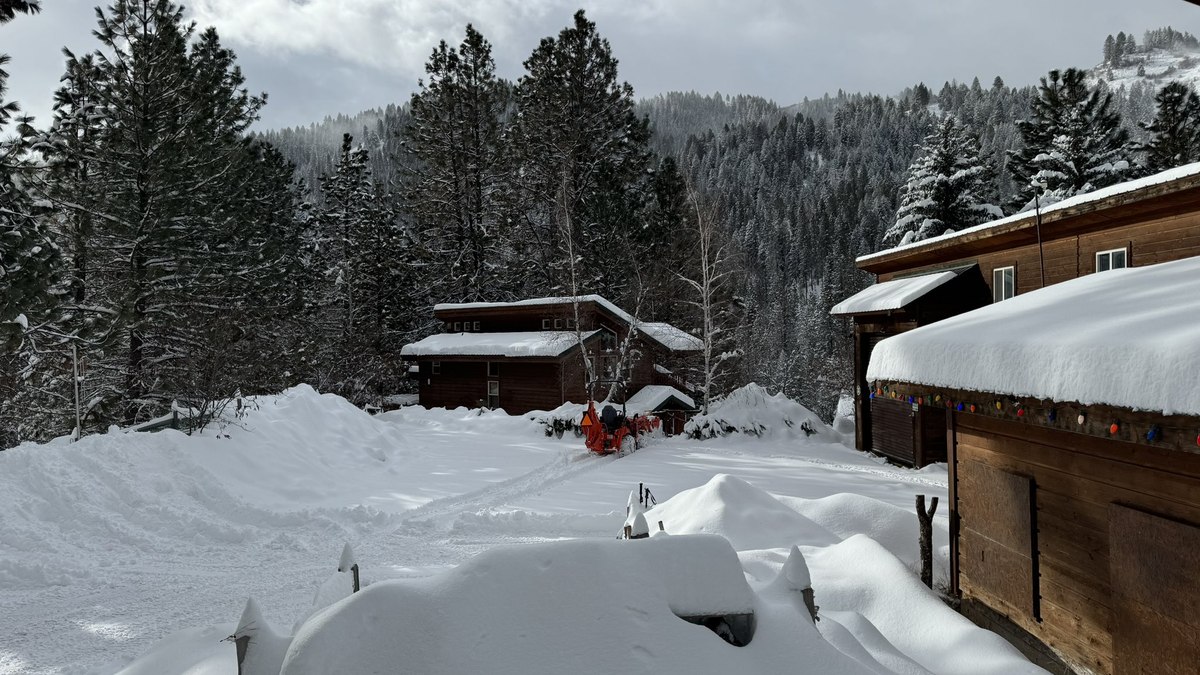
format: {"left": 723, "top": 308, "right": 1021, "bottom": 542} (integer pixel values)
{"left": 580, "top": 380, "right": 660, "bottom": 456}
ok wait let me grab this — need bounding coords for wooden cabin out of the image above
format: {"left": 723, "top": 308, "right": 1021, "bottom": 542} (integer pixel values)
{"left": 867, "top": 256, "right": 1200, "bottom": 675}
{"left": 834, "top": 162, "right": 1200, "bottom": 467}
{"left": 400, "top": 296, "right": 699, "bottom": 415}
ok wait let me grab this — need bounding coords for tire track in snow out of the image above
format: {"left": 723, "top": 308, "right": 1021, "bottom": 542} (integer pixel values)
{"left": 389, "top": 448, "right": 609, "bottom": 530}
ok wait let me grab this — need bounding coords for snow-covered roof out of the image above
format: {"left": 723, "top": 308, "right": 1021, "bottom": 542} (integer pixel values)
{"left": 639, "top": 322, "right": 703, "bottom": 351}
{"left": 830, "top": 270, "right": 957, "bottom": 316}
{"left": 625, "top": 385, "right": 696, "bottom": 413}
{"left": 433, "top": 295, "right": 701, "bottom": 352}
{"left": 400, "top": 331, "right": 598, "bottom": 359}
{"left": 866, "top": 256, "right": 1200, "bottom": 417}
{"left": 859, "top": 161, "right": 1200, "bottom": 265}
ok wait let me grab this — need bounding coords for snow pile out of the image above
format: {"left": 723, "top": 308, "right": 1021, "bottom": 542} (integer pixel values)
{"left": 867, "top": 256, "right": 1200, "bottom": 416}
{"left": 685, "top": 384, "right": 832, "bottom": 440}
{"left": 279, "top": 535, "right": 847, "bottom": 675}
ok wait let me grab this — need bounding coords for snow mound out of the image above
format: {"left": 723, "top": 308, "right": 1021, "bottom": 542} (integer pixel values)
{"left": 113, "top": 623, "right": 235, "bottom": 675}
{"left": 649, "top": 474, "right": 838, "bottom": 551}
{"left": 281, "top": 535, "right": 861, "bottom": 675}
{"left": 685, "top": 384, "right": 833, "bottom": 440}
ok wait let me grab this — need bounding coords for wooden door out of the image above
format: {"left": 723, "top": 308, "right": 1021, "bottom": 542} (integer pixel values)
{"left": 1110, "top": 504, "right": 1200, "bottom": 674}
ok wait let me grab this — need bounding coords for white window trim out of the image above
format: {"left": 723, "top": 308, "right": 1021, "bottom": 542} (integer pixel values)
{"left": 554, "top": 318, "right": 563, "bottom": 329}
{"left": 431, "top": 361, "right": 441, "bottom": 375}
{"left": 542, "top": 318, "right": 551, "bottom": 329}
{"left": 487, "top": 380, "right": 500, "bottom": 408}
{"left": 453, "top": 321, "right": 461, "bottom": 331}
{"left": 1095, "top": 247, "right": 1128, "bottom": 273}
{"left": 473, "top": 321, "right": 480, "bottom": 331}
{"left": 993, "top": 266, "right": 1015, "bottom": 303}
{"left": 487, "top": 361, "right": 499, "bottom": 377}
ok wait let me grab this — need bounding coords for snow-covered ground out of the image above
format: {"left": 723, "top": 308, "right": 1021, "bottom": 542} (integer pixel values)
{"left": 0, "top": 385, "right": 1041, "bottom": 674}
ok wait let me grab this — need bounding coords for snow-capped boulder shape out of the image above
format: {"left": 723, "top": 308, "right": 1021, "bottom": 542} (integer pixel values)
{"left": 112, "top": 623, "right": 237, "bottom": 674}
{"left": 649, "top": 474, "right": 837, "bottom": 551}
{"left": 684, "top": 384, "right": 833, "bottom": 441}
{"left": 232, "top": 597, "right": 291, "bottom": 675}
{"left": 280, "top": 536, "right": 775, "bottom": 675}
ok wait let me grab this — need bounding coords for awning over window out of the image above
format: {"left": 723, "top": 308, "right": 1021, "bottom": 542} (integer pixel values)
{"left": 830, "top": 270, "right": 958, "bottom": 316}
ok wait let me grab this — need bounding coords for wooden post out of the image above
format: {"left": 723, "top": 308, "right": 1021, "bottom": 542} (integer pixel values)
{"left": 917, "top": 494, "right": 939, "bottom": 589}
{"left": 351, "top": 563, "right": 360, "bottom": 593}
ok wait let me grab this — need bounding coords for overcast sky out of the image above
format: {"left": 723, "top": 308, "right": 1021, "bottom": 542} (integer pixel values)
{"left": 5, "top": 0, "right": 1199, "bottom": 130}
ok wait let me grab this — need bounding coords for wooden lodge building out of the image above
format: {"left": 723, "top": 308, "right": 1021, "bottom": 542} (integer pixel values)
{"left": 833, "top": 163, "right": 1200, "bottom": 467}
{"left": 832, "top": 162, "right": 1200, "bottom": 674}
{"left": 866, "top": 256, "right": 1200, "bottom": 674}
{"left": 400, "top": 296, "right": 700, "bottom": 416}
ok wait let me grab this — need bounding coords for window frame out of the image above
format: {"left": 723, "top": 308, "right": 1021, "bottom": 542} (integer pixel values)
{"left": 487, "top": 361, "right": 499, "bottom": 378}
{"left": 554, "top": 318, "right": 563, "bottom": 329}
{"left": 453, "top": 321, "right": 461, "bottom": 332}
{"left": 473, "top": 321, "right": 480, "bottom": 331}
{"left": 431, "top": 361, "right": 441, "bottom": 375}
{"left": 993, "top": 265, "right": 1015, "bottom": 303}
{"left": 1096, "top": 247, "right": 1128, "bottom": 273}
{"left": 487, "top": 380, "right": 500, "bottom": 409}
{"left": 542, "top": 318, "right": 551, "bottom": 330}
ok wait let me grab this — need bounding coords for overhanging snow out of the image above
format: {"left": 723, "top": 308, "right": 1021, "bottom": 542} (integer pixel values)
{"left": 400, "top": 330, "right": 598, "bottom": 358}
{"left": 866, "top": 256, "right": 1200, "bottom": 416}
{"left": 830, "top": 270, "right": 957, "bottom": 316}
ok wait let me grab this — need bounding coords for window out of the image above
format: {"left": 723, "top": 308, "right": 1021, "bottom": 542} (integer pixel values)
{"left": 542, "top": 318, "right": 551, "bottom": 329}
{"left": 993, "top": 266, "right": 1015, "bottom": 303}
{"left": 600, "top": 328, "right": 617, "bottom": 352}
{"left": 473, "top": 321, "right": 480, "bottom": 331}
{"left": 566, "top": 317, "right": 575, "bottom": 329}
{"left": 1096, "top": 248, "right": 1128, "bottom": 273}
{"left": 487, "top": 361, "right": 499, "bottom": 377}
{"left": 487, "top": 381, "right": 500, "bottom": 409}
{"left": 453, "top": 321, "right": 461, "bottom": 332}
{"left": 431, "top": 361, "right": 441, "bottom": 375}
{"left": 554, "top": 318, "right": 563, "bottom": 329}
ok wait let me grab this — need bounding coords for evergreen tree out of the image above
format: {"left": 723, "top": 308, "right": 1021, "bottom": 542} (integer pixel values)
{"left": 1104, "top": 34, "right": 1116, "bottom": 66}
{"left": 0, "top": 0, "right": 57, "bottom": 346}
{"left": 884, "top": 115, "right": 1000, "bottom": 246}
{"left": 404, "top": 24, "right": 512, "bottom": 304}
{"left": 507, "top": 10, "right": 652, "bottom": 302}
{"left": 1008, "top": 68, "right": 1132, "bottom": 210}
{"left": 1138, "top": 81, "right": 1200, "bottom": 173}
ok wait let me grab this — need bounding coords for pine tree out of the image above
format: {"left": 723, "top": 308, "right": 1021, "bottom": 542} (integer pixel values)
{"left": 884, "top": 115, "right": 1000, "bottom": 246}
{"left": 1008, "top": 68, "right": 1132, "bottom": 210}
{"left": 404, "top": 24, "right": 512, "bottom": 304}
{"left": 0, "top": 0, "right": 57, "bottom": 346}
{"left": 1104, "top": 35, "right": 1116, "bottom": 66}
{"left": 1138, "top": 81, "right": 1200, "bottom": 173}
{"left": 507, "top": 10, "right": 652, "bottom": 302}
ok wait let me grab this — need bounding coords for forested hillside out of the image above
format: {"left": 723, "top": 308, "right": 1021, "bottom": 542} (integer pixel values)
{"left": 5, "top": 2, "right": 1200, "bottom": 445}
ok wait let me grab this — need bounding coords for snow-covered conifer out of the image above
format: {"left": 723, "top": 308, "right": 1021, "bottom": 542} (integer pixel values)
{"left": 884, "top": 115, "right": 1001, "bottom": 246}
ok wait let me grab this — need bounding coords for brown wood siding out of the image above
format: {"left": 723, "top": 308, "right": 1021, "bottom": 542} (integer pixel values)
{"left": 1109, "top": 504, "right": 1200, "bottom": 675}
{"left": 420, "top": 360, "right": 567, "bottom": 415}
{"left": 952, "top": 412, "right": 1200, "bottom": 674}
{"left": 877, "top": 205, "right": 1200, "bottom": 299}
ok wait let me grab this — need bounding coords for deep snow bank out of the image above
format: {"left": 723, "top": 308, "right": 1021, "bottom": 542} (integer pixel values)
{"left": 279, "top": 535, "right": 866, "bottom": 675}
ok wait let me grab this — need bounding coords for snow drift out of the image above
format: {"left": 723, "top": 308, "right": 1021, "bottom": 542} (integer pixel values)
{"left": 685, "top": 384, "right": 833, "bottom": 440}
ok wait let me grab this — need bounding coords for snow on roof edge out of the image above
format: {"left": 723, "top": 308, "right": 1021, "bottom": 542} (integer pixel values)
{"left": 433, "top": 295, "right": 701, "bottom": 352}
{"left": 865, "top": 256, "right": 1200, "bottom": 417}
{"left": 858, "top": 161, "right": 1200, "bottom": 265}
{"left": 400, "top": 330, "right": 600, "bottom": 359}
{"left": 830, "top": 270, "right": 957, "bottom": 315}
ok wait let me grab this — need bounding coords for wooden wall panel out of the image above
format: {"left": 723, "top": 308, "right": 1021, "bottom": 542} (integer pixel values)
{"left": 1110, "top": 505, "right": 1200, "bottom": 675}
{"left": 876, "top": 206, "right": 1200, "bottom": 299}
{"left": 953, "top": 414, "right": 1200, "bottom": 674}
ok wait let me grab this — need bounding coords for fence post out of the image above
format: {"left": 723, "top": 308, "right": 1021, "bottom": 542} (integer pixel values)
{"left": 917, "top": 494, "right": 939, "bottom": 589}
{"left": 351, "top": 563, "right": 360, "bottom": 593}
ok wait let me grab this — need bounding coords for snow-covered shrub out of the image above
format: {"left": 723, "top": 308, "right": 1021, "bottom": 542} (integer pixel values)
{"left": 684, "top": 384, "right": 832, "bottom": 440}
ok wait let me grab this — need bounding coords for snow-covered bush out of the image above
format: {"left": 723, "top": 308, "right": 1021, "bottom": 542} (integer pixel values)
{"left": 684, "top": 384, "right": 832, "bottom": 440}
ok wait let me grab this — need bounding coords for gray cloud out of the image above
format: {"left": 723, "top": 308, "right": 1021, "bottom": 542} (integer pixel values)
{"left": 4, "top": 0, "right": 1199, "bottom": 130}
